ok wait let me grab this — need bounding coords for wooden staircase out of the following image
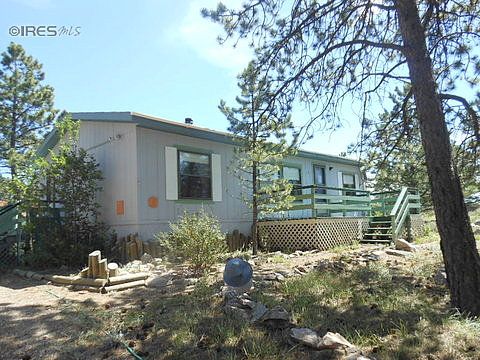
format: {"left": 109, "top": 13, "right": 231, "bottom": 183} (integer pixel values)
{"left": 361, "top": 216, "right": 393, "bottom": 244}
{"left": 360, "top": 187, "right": 421, "bottom": 244}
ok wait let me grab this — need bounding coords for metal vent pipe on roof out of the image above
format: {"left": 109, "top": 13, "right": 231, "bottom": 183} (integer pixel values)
{"left": 185, "top": 117, "right": 193, "bottom": 125}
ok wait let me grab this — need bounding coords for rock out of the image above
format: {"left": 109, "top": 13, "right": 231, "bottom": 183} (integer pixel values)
{"left": 260, "top": 306, "right": 291, "bottom": 328}
{"left": 290, "top": 328, "right": 323, "bottom": 348}
{"left": 145, "top": 274, "right": 174, "bottom": 288}
{"left": 259, "top": 273, "right": 277, "bottom": 281}
{"left": 290, "top": 329, "right": 356, "bottom": 351}
{"left": 385, "top": 249, "right": 413, "bottom": 257}
{"left": 262, "top": 306, "right": 290, "bottom": 321}
{"left": 371, "top": 250, "right": 386, "bottom": 258}
{"left": 321, "top": 332, "right": 354, "bottom": 350}
{"left": 294, "top": 268, "right": 305, "bottom": 275}
{"left": 475, "top": 219, "right": 480, "bottom": 226}
{"left": 434, "top": 270, "right": 447, "bottom": 286}
{"left": 275, "top": 273, "right": 286, "bottom": 282}
{"left": 395, "top": 238, "right": 417, "bottom": 252}
{"left": 251, "top": 302, "right": 268, "bottom": 322}
{"left": 223, "top": 305, "right": 250, "bottom": 321}
{"left": 239, "top": 297, "right": 256, "bottom": 309}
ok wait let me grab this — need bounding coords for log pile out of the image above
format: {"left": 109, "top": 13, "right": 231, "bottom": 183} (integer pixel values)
{"left": 109, "top": 233, "right": 162, "bottom": 262}
{"left": 14, "top": 250, "right": 149, "bottom": 293}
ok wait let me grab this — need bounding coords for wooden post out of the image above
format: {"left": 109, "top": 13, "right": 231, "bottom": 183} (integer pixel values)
{"left": 98, "top": 258, "right": 108, "bottom": 279}
{"left": 120, "top": 237, "right": 127, "bottom": 263}
{"left": 70, "top": 277, "right": 107, "bottom": 287}
{"left": 135, "top": 234, "right": 143, "bottom": 258}
{"left": 107, "top": 272, "right": 149, "bottom": 285}
{"left": 108, "top": 262, "right": 119, "bottom": 277}
{"left": 79, "top": 268, "right": 89, "bottom": 278}
{"left": 89, "top": 250, "right": 101, "bottom": 278}
{"left": 104, "top": 279, "right": 146, "bottom": 293}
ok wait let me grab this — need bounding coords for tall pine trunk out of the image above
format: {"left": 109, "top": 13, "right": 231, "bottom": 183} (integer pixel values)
{"left": 396, "top": 0, "right": 480, "bottom": 314}
{"left": 252, "top": 162, "right": 258, "bottom": 255}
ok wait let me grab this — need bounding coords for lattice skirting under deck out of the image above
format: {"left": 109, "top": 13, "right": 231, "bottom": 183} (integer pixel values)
{"left": 258, "top": 217, "right": 370, "bottom": 251}
{"left": 404, "top": 214, "right": 425, "bottom": 239}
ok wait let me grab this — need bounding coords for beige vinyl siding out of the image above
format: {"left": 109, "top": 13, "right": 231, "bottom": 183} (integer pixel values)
{"left": 78, "top": 121, "right": 139, "bottom": 236}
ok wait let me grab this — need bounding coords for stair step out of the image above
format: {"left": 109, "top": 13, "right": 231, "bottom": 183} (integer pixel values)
{"left": 363, "top": 233, "right": 392, "bottom": 237}
{"left": 360, "top": 239, "right": 392, "bottom": 243}
{"left": 366, "top": 227, "right": 391, "bottom": 230}
{"left": 369, "top": 221, "right": 392, "bottom": 224}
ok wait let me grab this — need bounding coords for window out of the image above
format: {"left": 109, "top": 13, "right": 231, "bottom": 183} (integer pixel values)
{"left": 342, "top": 173, "right": 356, "bottom": 196}
{"left": 314, "top": 165, "right": 326, "bottom": 204}
{"left": 178, "top": 151, "right": 211, "bottom": 199}
{"left": 313, "top": 165, "right": 326, "bottom": 194}
{"left": 281, "top": 166, "right": 302, "bottom": 196}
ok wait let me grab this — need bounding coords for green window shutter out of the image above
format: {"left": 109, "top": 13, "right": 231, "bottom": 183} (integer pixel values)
{"left": 211, "top": 153, "right": 222, "bottom": 202}
{"left": 165, "top": 146, "right": 178, "bottom": 200}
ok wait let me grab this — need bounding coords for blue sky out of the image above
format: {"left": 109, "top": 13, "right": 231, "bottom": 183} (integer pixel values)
{"left": 1, "top": 0, "right": 361, "bottom": 157}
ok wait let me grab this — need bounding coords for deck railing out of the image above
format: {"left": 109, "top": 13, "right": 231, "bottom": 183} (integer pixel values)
{"left": 261, "top": 185, "right": 371, "bottom": 219}
{"left": 260, "top": 184, "right": 421, "bottom": 221}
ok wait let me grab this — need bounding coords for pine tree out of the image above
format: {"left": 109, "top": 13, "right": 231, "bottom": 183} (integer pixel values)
{"left": 219, "top": 61, "right": 295, "bottom": 254}
{"left": 205, "top": 0, "right": 480, "bottom": 313}
{"left": 357, "top": 87, "right": 479, "bottom": 207}
{"left": 0, "top": 42, "right": 56, "bottom": 185}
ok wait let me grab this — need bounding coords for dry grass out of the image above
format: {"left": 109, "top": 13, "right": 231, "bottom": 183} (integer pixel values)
{"left": 40, "top": 246, "right": 480, "bottom": 359}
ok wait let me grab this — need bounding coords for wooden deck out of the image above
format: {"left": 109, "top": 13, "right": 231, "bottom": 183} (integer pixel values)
{"left": 258, "top": 185, "right": 423, "bottom": 250}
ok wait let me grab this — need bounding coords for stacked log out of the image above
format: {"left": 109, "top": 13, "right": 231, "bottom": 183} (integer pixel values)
{"left": 31, "top": 250, "right": 147, "bottom": 293}
{"left": 13, "top": 249, "right": 149, "bottom": 293}
{"left": 109, "top": 233, "right": 162, "bottom": 262}
{"left": 108, "top": 262, "right": 119, "bottom": 277}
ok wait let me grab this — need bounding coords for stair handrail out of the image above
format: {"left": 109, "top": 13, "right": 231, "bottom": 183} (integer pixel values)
{"left": 0, "top": 202, "right": 20, "bottom": 217}
{"left": 389, "top": 186, "right": 412, "bottom": 241}
{"left": 0, "top": 202, "right": 21, "bottom": 237}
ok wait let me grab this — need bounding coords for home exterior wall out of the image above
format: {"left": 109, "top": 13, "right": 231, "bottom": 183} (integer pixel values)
{"left": 279, "top": 155, "right": 363, "bottom": 189}
{"left": 76, "top": 120, "right": 363, "bottom": 241}
{"left": 134, "top": 127, "right": 252, "bottom": 240}
{"left": 78, "top": 121, "right": 139, "bottom": 236}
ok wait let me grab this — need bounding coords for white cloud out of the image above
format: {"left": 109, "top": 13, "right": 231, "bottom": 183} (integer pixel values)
{"left": 171, "top": 0, "right": 253, "bottom": 74}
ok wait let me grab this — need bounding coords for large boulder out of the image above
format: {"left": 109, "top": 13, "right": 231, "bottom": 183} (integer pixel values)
{"left": 395, "top": 238, "right": 417, "bottom": 252}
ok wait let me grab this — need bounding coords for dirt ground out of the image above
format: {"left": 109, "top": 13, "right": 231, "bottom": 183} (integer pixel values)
{"left": 0, "top": 244, "right": 435, "bottom": 360}
{"left": 0, "top": 247, "right": 343, "bottom": 360}
{"left": 0, "top": 273, "right": 133, "bottom": 359}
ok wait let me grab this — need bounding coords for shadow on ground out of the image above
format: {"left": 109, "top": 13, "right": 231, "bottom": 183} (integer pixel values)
{"left": 0, "top": 261, "right": 478, "bottom": 359}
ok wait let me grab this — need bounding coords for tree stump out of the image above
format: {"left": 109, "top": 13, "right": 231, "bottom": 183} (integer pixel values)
{"left": 108, "top": 262, "right": 119, "bottom": 277}
{"left": 98, "top": 258, "right": 108, "bottom": 279}
{"left": 88, "top": 250, "right": 101, "bottom": 278}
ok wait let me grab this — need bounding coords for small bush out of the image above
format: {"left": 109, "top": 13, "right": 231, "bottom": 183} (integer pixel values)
{"left": 156, "top": 209, "right": 226, "bottom": 273}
